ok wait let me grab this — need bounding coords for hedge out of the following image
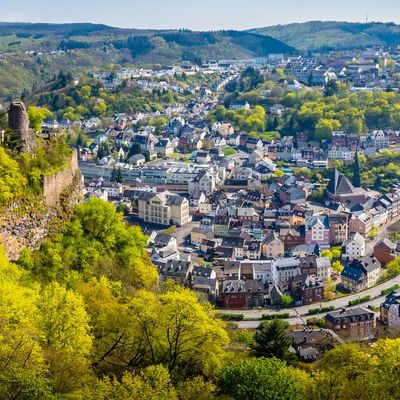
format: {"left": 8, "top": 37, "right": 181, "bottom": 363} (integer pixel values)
{"left": 381, "top": 284, "right": 400, "bottom": 296}
{"left": 218, "top": 313, "right": 244, "bottom": 321}
{"left": 308, "top": 306, "right": 335, "bottom": 315}
{"left": 348, "top": 296, "right": 371, "bottom": 306}
{"left": 261, "top": 313, "right": 290, "bottom": 320}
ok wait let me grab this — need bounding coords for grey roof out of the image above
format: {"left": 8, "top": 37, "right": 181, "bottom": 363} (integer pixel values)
{"left": 327, "top": 169, "right": 356, "bottom": 196}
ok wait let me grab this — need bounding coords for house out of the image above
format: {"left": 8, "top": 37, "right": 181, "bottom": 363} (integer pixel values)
{"left": 290, "top": 274, "right": 324, "bottom": 305}
{"left": 188, "top": 170, "right": 216, "bottom": 196}
{"left": 305, "top": 216, "right": 330, "bottom": 248}
{"left": 213, "top": 214, "right": 231, "bottom": 237}
{"left": 262, "top": 234, "right": 284, "bottom": 258}
{"left": 218, "top": 122, "right": 234, "bottom": 137}
{"left": 348, "top": 212, "right": 373, "bottom": 235}
{"left": 128, "top": 153, "right": 146, "bottom": 166}
{"left": 380, "top": 290, "right": 400, "bottom": 328}
{"left": 272, "top": 257, "right": 302, "bottom": 287}
{"left": 159, "top": 260, "right": 193, "bottom": 285}
{"left": 195, "top": 151, "right": 211, "bottom": 164}
{"left": 341, "top": 256, "right": 381, "bottom": 292}
{"left": 270, "top": 104, "right": 285, "bottom": 116}
{"left": 148, "top": 232, "right": 177, "bottom": 249}
{"left": 217, "top": 279, "right": 267, "bottom": 309}
{"left": 190, "top": 227, "right": 213, "bottom": 246}
{"left": 229, "top": 101, "right": 250, "bottom": 111}
{"left": 155, "top": 138, "right": 174, "bottom": 157}
{"left": 325, "top": 308, "right": 376, "bottom": 331}
{"left": 329, "top": 214, "right": 348, "bottom": 245}
{"left": 341, "top": 233, "right": 366, "bottom": 261}
{"left": 288, "top": 329, "right": 342, "bottom": 363}
{"left": 373, "top": 238, "right": 398, "bottom": 265}
{"left": 190, "top": 266, "right": 218, "bottom": 301}
{"left": 135, "top": 190, "right": 191, "bottom": 227}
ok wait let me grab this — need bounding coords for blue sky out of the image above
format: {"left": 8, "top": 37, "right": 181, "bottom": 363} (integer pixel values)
{"left": 1, "top": 0, "right": 400, "bottom": 30}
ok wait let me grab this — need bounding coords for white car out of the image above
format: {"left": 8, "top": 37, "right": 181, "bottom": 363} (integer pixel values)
{"left": 184, "top": 247, "right": 193, "bottom": 253}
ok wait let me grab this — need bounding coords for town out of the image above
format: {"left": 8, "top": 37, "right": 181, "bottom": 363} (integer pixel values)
{"left": 6, "top": 45, "right": 399, "bottom": 345}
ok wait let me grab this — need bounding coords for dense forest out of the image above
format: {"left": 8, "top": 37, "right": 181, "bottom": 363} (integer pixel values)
{"left": 250, "top": 21, "right": 400, "bottom": 51}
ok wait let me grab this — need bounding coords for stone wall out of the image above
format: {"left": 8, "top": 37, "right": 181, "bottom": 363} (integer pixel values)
{"left": 0, "top": 150, "right": 83, "bottom": 260}
{"left": 43, "top": 150, "right": 80, "bottom": 208}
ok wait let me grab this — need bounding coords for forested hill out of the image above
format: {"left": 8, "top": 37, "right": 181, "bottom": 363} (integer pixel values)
{"left": 248, "top": 21, "right": 400, "bottom": 51}
{"left": 0, "top": 22, "right": 295, "bottom": 61}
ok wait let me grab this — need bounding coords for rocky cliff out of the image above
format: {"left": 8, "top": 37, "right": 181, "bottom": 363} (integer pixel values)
{"left": 0, "top": 151, "right": 83, "bottom": 260}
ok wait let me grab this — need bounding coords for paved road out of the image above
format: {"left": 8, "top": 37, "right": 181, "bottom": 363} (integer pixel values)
{"left": 222, "top": 275, "right": 400, "bottom": 328}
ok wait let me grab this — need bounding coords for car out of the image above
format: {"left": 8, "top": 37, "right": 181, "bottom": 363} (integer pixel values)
{"left": 184, "top": 247, "right": 193, "bottom": 253}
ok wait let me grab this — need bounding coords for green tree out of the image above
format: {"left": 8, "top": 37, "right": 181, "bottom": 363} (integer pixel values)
{"left": 217, "top": 358, "right": 304, "bottom": 400}
{"left": 252, "top": 319, "right": 294, "bottom": 363}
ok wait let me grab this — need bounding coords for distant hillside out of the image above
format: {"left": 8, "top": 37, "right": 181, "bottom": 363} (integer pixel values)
{"left": 0, "top": 22, "right": 295, "bottom": 99}
{"left": 248, "top": 21, "right": 400, "bottom": 51}
{"left": 0, "top": 22, "right": 294, "bottom": 60}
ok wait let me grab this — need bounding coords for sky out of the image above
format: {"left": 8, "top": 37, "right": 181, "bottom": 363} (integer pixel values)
{"left": 1, "top": 0, "right": 400, "bottom": 31}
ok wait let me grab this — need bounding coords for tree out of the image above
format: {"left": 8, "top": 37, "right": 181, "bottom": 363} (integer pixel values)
{"left": 217, "top": 358, "right": 304, "bottom": 400}
{"left": 39, "top": 282, "right": 92, "bottom": 358}
{"left": 281, "top": 294, "right": 293, "bottom": 307}
{"left": 111, "top": 168, "right": 123, "bottom": 183}
{"left": 95, "top": 287, "right": 229, "bottom": 378}
{"left": 0, "top": 147, "right": 27, "bottom": 205}
{"left": 28, "top": 106, "right": 52, "bottom": 132}
{"left": 252, "top": 319, "right": 294, "bottom": 363}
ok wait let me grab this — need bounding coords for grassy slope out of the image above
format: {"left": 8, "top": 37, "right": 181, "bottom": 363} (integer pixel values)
{"left": 249, "top": 21, "right": 400, "bottom": 51}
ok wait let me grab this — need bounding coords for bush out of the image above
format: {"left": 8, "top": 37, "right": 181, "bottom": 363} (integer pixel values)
{"left": 348, "top": 296, "right": 371, "bottom": 306}
{"left": 308, "top": 306, "right": 334, "bottom": 315}
{"left": 306, "top": 317, "right": 325, "bottom": 328}
{"left": 381, "top": 284, "right": 400, "bottom": 296}
{"left": 261, "top": 313, "right": 290, "bottom": 320}
{"left": 218, "top": 313, "right": 244, "bottom": 321}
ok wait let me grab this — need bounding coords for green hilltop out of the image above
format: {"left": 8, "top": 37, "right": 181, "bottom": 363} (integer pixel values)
{"left": 249, "top": 21, "right": 400, "bottom": 51}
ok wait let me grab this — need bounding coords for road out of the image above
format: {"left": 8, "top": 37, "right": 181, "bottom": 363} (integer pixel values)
{"left": 221, "top": 274, "right": 400, "bottom": 328}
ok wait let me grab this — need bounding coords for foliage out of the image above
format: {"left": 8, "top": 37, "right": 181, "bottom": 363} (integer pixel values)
{"left": 24, "top": 198, "right": 158, "bottom": 292}
{"left": 281, "top": 294, "right": 293, "bottom": 307}
{"left": 348, "top": 296, "right": 371, "bottom": 306}
{"left": 252, "top": 320, "right": 294, "bottom": 363}
{"left": 381, "top": 284, "right": 400, "bottom": 296}
{"left": 218, "top": 313, "right": 244, "bottom": 321}
{"left": 308, "top": 306, "right": 335, "bottom": 315}
{"left": 28, "top": 106, "right": 53, "bottom": 131}
{"left": 261, "top": 313, "right": 290, "bottom": 320}
{"left": 217, "top": 358, "right": 304, "bottom": 400}
{"left": 0, "top": 147, "right": 27, "bottom": 205}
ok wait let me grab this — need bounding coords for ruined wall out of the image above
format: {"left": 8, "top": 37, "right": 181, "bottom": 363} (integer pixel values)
{"left": 43, "top": 150, "right": 80, "bottom": 208}
{"left": 0, "top": 150, "right": 83, "bottom": 260}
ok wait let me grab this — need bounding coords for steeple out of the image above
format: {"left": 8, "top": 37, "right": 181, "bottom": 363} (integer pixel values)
{"left": 353, "top": 149, "right": 361, "bottom": 188}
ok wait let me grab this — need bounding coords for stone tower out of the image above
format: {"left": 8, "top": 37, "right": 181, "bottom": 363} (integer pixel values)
{"left": 353, "top": 149, "right": 361, "bottom": 188}
{"left": 8, "top": 101, "right": 35, "bottom": 152}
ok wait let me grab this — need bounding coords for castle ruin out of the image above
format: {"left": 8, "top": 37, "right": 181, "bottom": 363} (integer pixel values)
{"left": 8, "top": 101, "right": 35, "bottom": 152}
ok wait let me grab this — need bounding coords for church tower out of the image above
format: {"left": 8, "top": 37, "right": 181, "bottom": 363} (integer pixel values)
{"left": 353, "top": 149, "right": 361, "bottom": 188}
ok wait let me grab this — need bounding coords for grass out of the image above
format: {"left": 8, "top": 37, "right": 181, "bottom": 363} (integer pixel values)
{"left": 224, "top": 147, "right": 237, "bottom": 156}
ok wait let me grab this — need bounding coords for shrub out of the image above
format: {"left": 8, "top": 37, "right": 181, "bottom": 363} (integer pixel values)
{"left": 348, "top": 296, "right": 371, "bottom": 306}
{"left": 218, "top": 313, "right": 244, "bottom": 321}
{"left": 261, "top": 313, "right": 290, "bottom": 320}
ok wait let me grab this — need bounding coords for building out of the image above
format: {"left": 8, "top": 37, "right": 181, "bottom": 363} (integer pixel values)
{"left": 188, "top": 170, "right": 216, "bottom": 196}
{"left": 341, "top": 256, "right": 381, "bottom": 292}
{"left": 341, "top": 233, "right": 366, "bottom": 261}
{"left": 326, "top": 169, "right": 366, "bottom": 203}
{"left": 290, "top": 274, "right": 324, "bottom": 305}
{"left": 288, "top": 329, "right": 342, "bottom": 363}
{"left": 325, "top": 308, "right": 376, "bottom": 331}
{"left": 217, "top": 279, "right": 267, "bottom": 309}
{"left": 373, "top": 238, "right": 398, "bottom": 265}
{"left": 348, "top": 212, "right": 373, "bottom": 235}
{"left": 262, "top": 234, "right": 285, "bottom": 259}
{"left": 305, "top": 216, "right": 330, "bottom": 248}
{"left": 135, "top": 190, "right": 191, "bottom": 227}
{"left": 380, "top": 290, "right": 400, "bottom": 328}
{"left": 329, "top": 214, "right": 348, "bottom": 245}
